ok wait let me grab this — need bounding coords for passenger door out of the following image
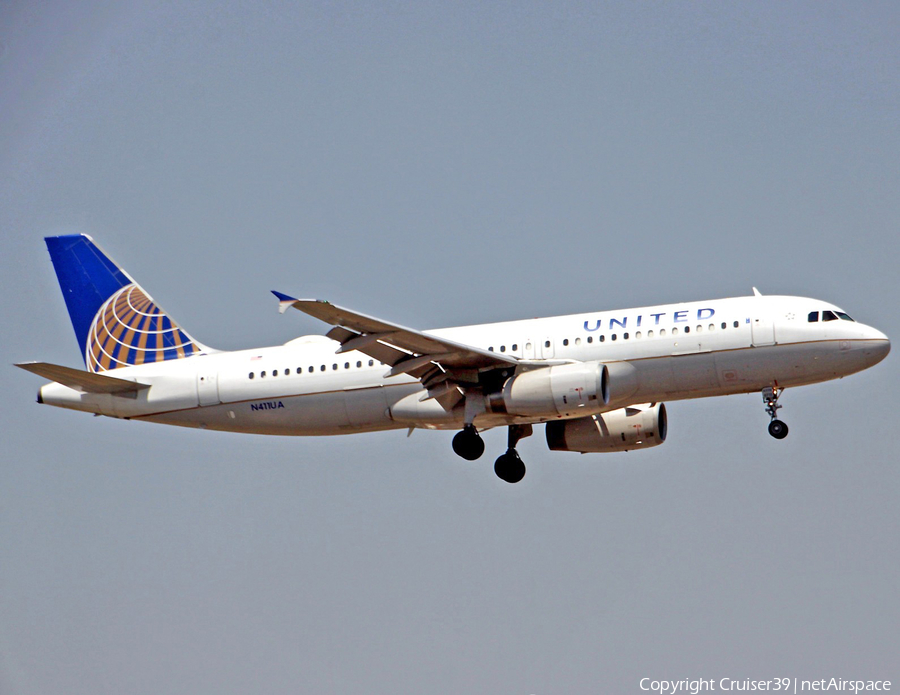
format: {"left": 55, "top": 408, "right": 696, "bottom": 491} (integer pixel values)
{"left": 751, "top": 316, "right": 775, "bottom": 346}
{"left": 197, "top": 371, "right": 220, "bottom": 406}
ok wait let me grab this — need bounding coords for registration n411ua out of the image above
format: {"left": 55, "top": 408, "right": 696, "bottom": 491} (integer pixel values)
{"left": 17, "top": 235, "right": 890, "bottom": 483}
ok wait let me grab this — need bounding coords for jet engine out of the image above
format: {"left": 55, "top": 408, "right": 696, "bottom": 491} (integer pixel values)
{"left": 545, "top": 402, "right": 667, "bottom": 453}
{"left": 486, "top": 362, "right": 609, "bottom": 418}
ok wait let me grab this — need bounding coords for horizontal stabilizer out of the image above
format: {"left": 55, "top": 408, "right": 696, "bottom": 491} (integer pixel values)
{"left": 15, "top": 361, "right": 151, "bottom": 394}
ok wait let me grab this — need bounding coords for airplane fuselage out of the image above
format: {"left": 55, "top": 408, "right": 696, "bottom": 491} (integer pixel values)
{"left": 38, "top": 293, "right": 890, "bottom": 436}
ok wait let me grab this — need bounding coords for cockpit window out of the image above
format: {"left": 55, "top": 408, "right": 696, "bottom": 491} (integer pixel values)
{"left": 809, "top": 309, "right": 854, "bottom": 323}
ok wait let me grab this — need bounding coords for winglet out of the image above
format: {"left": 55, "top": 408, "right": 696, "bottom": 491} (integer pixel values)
{"left": 272, "top": 290, "right": 299, "bottom": 314}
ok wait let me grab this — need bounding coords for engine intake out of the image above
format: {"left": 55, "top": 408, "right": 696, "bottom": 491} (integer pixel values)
{"left": 546, "top": 402, "right": 667, "bottom": 453}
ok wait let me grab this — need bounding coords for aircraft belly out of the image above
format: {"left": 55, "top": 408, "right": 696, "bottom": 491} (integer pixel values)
{"left": 669, "top": 352, "right": 719, "bottom": 393}
{"left": 342, "top": 385, "right": 394, "bottom": 428}
{"left": 714, "top": 342, "right": 855, "bottom": 392}
{"left": 141, "top": 384, "right": 425, "bottom": 435}
{"left": 626, "top": 353, "right": 720, "bottom": 402}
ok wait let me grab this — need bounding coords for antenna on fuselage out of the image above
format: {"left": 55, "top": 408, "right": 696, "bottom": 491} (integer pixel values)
{"left": 752, "top": 287, "right": 763, "bottom": 297}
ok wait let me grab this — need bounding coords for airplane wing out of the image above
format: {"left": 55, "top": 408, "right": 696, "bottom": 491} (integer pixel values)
{"left": 16, "top": 361, "right": 151, "bottom": 395}
{"left": 273, "top": 292, "right": 520, "bottom": 409}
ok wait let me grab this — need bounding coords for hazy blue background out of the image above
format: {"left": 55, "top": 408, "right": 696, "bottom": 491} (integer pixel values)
{"left": 2, "top": 2, "right": 898, "bottom": 693}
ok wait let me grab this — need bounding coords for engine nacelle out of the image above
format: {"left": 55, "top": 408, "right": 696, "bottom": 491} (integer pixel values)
{"left": 487, "top": 362, "right": 609, "bottom": 418}
{"left": 545, "top": 402, "right": 667, "bottom": 453}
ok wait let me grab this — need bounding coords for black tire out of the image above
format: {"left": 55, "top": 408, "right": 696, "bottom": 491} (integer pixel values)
{"left": 452, "top": 428, "right": 485, "bottom": 460}
{"left": 494, "top": 451, "right": 526, "bottom": 484}
{"left": 768, "top": 419, "right": 789, "bottom": 439}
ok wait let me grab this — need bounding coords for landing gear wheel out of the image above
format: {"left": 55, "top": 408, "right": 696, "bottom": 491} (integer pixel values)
{"left": 762, "top": 386, "right": 789, "bottom": 440}
{"left": 452, "top": 425, "right": 485, "bottom": 461}
{"left": 768, "top": 419, "right": 789, "bottom": 439}
{"left": 494, "top": 450, "right": 526, "bottom": 484}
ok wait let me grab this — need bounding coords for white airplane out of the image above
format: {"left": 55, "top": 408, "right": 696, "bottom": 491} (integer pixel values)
{"left": 17, "top": 235, "right": 890, "bottom": 483}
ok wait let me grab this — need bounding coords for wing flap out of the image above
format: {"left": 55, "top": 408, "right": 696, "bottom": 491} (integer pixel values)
{"left": 16, "top": 361, "right": 151, "bottom": 395}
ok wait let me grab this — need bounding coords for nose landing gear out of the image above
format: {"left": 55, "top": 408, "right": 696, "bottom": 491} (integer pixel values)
{"left": 762, "top": 386, "right": 789, "bottom": 439}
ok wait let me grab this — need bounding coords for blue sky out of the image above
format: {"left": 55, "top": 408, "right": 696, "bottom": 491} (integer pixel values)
{"left": 2, "top": 2, "right": 898, "bottom": 693}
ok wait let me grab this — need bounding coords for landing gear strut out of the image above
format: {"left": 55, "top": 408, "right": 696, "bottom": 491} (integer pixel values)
{"left": 452, "top": 425, "right": 485, "bottom": 460}
{"left": 494, "top": 424, "right": 532, "bottom": 484}
{"left": 762, "top": 386, "right": 789, "bottom": 439}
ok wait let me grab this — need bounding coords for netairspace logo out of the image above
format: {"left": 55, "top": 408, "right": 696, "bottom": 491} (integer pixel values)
{"left": 639, "top": 678, "right": 891, "bottom": 694}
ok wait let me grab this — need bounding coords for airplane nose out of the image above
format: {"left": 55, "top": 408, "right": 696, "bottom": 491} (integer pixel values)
{"left": 863, "top": 327, "right": 890, "bottom": 367}
{"left": 870, "top": 338, "right": 890, "bottom": 364}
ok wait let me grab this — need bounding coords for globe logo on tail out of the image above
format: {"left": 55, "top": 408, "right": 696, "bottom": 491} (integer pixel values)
{"left": 86, "top": 283, "right": 200, "bottom": 372}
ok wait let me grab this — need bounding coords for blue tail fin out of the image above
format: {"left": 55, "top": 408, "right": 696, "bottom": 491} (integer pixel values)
{"left": 45, "top": 235, "right": 207, "bottom": 372}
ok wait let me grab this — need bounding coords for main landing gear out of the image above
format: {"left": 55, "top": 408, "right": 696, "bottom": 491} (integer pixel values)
{"left": 494, "top": 424, "right": 531, "bottom": 484}
{"left": 762, "top": 386, "right": 789, "bottom": 439}
{"left": 452, "top": 423, "right": 532, "bottom": 483}
{"left": 452, "top": 425, "right": 485, "bottom": 461}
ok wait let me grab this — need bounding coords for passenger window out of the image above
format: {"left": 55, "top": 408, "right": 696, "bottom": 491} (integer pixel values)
{"left": 696, "top": 325, "right": 702, "bottom": 333}
{"left": 574, "top": 338, "right": 581, "bottom": 346}
{"left": 587, "top": 336, "right": 593, "bottom": 344}
{"left": 822, "top": 310, "right": 838, "bottom": 322}
{"left": 500, "top": 345, "right": 506, "bottom": 352}
{"left": 296, "top": 367, "right": 302, "bottom": 374}
{"left": 635, "top": 331, "right": 642, "bottom": 339}
{"left": 273, "top": 370, "right": 278, "bottom": 377}
{"left": 611, "top": 334, "right": 617, "bottom": 341}
{"left": 544, "top": 340, "right": 551, "bottom": 348}
{"left": 721, "top": 322, "right": 727, "bottom": 329}
{"left": 488, "top": 347, "right": 494, "bottom": 352}
{"left": 733, "top": 321, "right": 739, "bottom": 328}
{"left": 672, "top": 327, "right": 679, "bottom": 335}
{"left": 333, "top": 364, "right": 338, "bottom": 370}
{"left": 320, "top": 365, "right": 326, "bottom": 371}
{"left": 308, "top": 366, "right": 314, "bottom": 373}
{"left": 599, "top": 335, "right": 605, "bottom": 342}
{"left": 660, "top": 329, "right": 666, "bottom": 337}
{"left": 562, "top": 339, "right": 569, "bottom": 346}
{"left": 512, "top": 343, "right": 518, "bottom": 351}
{"left": 344, "top": 362, "right": 350, "bottom": 369}
{"left": 368, "top": 360, "right": 374, "bottom": 366}
{"left": 249, "top": 372, "right": 254, "bottom": 379}
{"left": 709, "top": 324, "right": 715, "bottom": 331}
{"left": 261, "top": 371, "right": 266, "bottom": 378}
{"left": 683, "top": 326, "right": 690, "bottom": 334}
{"left": 356, "top": 361, "right": 362, "bottom": 368}
{"left": 648, "top": 330, "right": 654, "bottom": 338}
{"left": 623, "top": 333, "right": 629, "bottom": 339}
{"left": 808, "top": 311, "right": 819, "bottom": 323}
